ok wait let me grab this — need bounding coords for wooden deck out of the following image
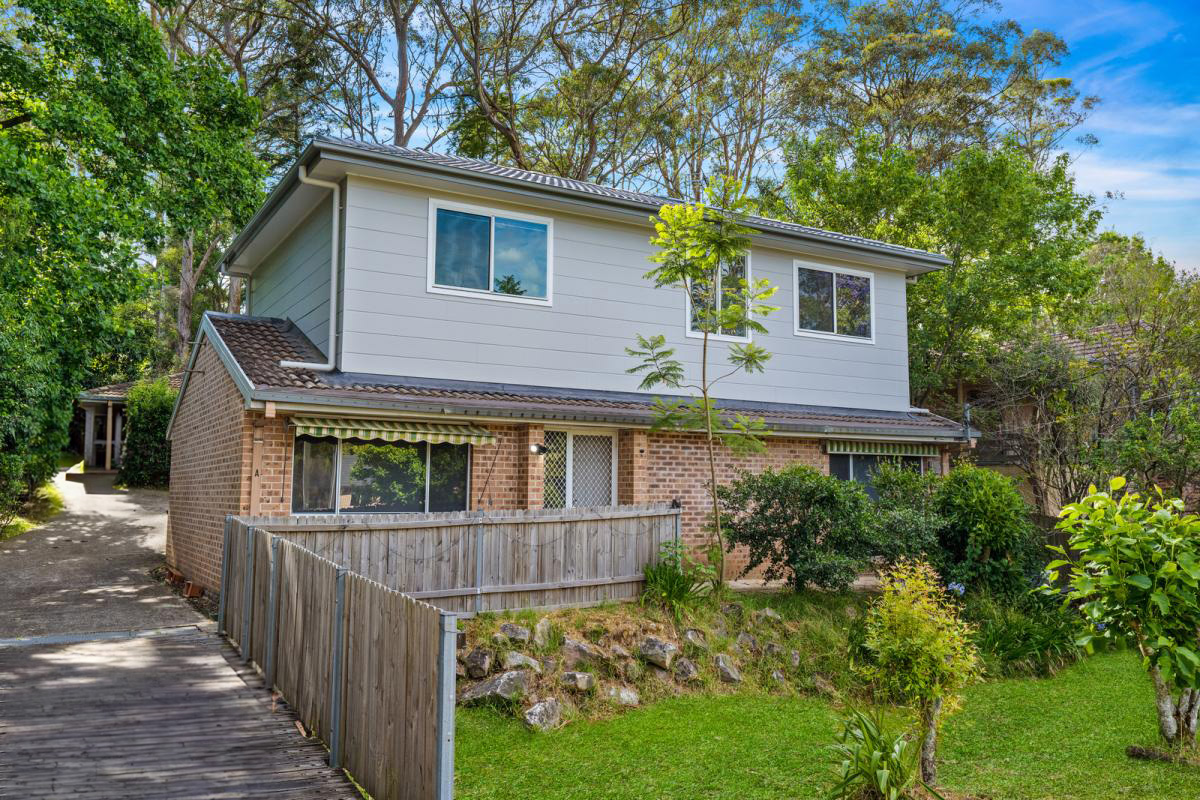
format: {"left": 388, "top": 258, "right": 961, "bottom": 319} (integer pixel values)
{"left": 0, "top": 626, "right": 357, "bottom": 799}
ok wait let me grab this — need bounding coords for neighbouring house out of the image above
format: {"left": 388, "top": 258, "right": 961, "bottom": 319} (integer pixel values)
{"left": 165, "top": 137, "right": 972, "bottom": 591}
{"left": 972, "top": 324, "right": 1138, "bottom": 515}
{"left": 77, "top": 373, "right": 184, "bottom": 471}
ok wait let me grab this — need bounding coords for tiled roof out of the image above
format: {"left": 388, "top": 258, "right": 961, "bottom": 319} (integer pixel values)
{"left": 203, "top": 313, "right": 967, "bottom": 440}
{"left": 80, "top": 372, "right": 185, "bottom": 401}
{"left": 313, "top": 136, "right": 948, "bottom": 266}
{"left": 1050, "top": 324, "right": 1136, "bottom": 363}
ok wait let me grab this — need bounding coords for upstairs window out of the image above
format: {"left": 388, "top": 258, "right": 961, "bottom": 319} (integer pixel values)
{"left": 430, "top": 201, "right": 551, "bottom": 303}
{"left": 794, "top": 262, "right": 874, "bottom": 341}
{"left": 688, "top": 255, "right": 751, "bottom": 342}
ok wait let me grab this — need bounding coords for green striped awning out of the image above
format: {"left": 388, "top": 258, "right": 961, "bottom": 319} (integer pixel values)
{"left": 827, "top": 440, "right": 940, "bottom": 458}
{"left": 291, "top": 417, "right": 496, "bottom": 446}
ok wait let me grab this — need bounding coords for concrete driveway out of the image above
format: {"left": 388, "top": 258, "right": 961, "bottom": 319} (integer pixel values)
{"left": 0, "top": 470, "right": 201, "bottom": 638}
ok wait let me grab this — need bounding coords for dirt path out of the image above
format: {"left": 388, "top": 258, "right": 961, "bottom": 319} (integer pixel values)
{"left": 0, "top": 470, "right": 201, "bottom": 638}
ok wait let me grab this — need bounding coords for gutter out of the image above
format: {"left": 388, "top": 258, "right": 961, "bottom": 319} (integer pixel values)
{"left": 278, "top": 165, "right": 339, "bottom": 372}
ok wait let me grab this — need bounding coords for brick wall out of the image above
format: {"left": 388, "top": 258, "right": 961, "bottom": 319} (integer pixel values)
{"left": 166, "top": 339, "right": 252, "bottom": 590}
{"left": 469, "top": 423, "right": 542, "bottom": 511}
{"left": 639, "top": 431, "right": 827, "bottom": 577}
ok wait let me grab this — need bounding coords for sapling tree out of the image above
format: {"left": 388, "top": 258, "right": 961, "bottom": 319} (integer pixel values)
{"left": 1046, "top": 478, "right": 1200, "bottom": 748}
{"left": 855, "top": 559, "right": 981, "bottom": 785}
{"left": 627, "top": 183, "right": 778, "bottom": 582}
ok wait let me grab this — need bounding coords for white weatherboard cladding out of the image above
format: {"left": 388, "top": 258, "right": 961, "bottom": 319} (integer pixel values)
{"left": 249, "top": 196, "right": 333, "bottom": 355}
{"left": 338, "top": 176, "right": 913, "bottom": 411}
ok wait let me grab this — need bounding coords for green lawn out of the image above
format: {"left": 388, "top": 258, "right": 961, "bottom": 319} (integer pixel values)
{"left": 456, "top": 652, "right": 1200, "bottom": 800}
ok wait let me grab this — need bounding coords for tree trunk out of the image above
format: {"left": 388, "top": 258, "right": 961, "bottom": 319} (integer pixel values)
{"left": 175, "top": 234, "right": 196, "bottom": 361}
{"left": 920, "top": 696, "right": 942, "bottom": 785}
{"left": 227, "top": 275, "right": 242, "bottom": 314}
{"left": 1152, "top": 667, "right": 1200, "bottom": 746}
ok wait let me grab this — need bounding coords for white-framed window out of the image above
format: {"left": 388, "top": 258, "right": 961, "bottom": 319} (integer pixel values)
{"left": 427, "top": 198, "right": 553, "bottom": 305}
{"left": 793, "top": 260, "right": 875, "bottom": 343}
{"left": 542, "top": 430, "right": 617, "bottom": 509}
{"left": 685, "top": 253, "right": 753, "bottom": 343}
{"left": 292, "top": 436, "right": 471, "bottom": 513}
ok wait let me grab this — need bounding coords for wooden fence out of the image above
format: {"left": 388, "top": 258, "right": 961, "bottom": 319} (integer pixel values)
{"left": 231, "top": 504, "right": 681, "bottom": 614}
{"left": 219, "top": 522, "right": 456, "bottom": 800}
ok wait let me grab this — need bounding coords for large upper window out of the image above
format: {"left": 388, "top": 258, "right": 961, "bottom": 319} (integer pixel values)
{"left": 688, "top": 255, "right": 750, "bottom": 341}
{"left": 794, "top": 262, "right": 873, "bottom": 341}
{"left": 292, "top": 436, "right": 470, "bottom": 514}
{"left": 429, "top": 200, "right": 551, "bottom": 303}
{"left": 542, "top": 430, "right": 616, "bottom": 509}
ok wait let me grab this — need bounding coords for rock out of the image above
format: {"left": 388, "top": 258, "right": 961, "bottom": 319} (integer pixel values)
{"left": 735, "top": 632, "right": 760, "bottom": 655}
{"left": 720, "top": 602, "right": 744, "bottom": 621}
{"left": 765, "top": 642, "right": 785, "bottom": 658}
{"left": 459, "top": 670, "right": 529, "bottom": 706}
{"left": 770, "top": 669, "right": 786, "bottom": 684}
{"left": 812, "top": 675, "right": 839, "bottom": 698}
{"left": 464, "top": 648, "right": 493, "bottom": 679}
{"left": 673, "top": 657, "right": 700, "bottom": 682}
{"left": 638, "top": 636, "right": 678, "bottom": 669}
{"left": 712, "top": 618, "right": 729, "bottom": 637}
{"left": 503, "top": 651, "right": 542, "bottom": 673}
{"left": 647, "top": 664, "right": 672, "bottom": 682}
{"left": 455, "top": 662, "right": 466, "bottom": 678}
{"left": 753, "top": 607, "right": 783, "bottom": 625}
{"left": 540, "top": 657, "right": 558, "bottom": 674}
{"left": 561, "top": 637, "right": 606, "bottom": 670}
{"left": 523, "top": 698, "right": 561, "bottom": 732}
{"left": 499, "top": 622, "right": 531, "bottom": 644}
{"left": 560, "top": 671, "right": 596, "bottom": 692}
{"left": 790, "top": 650, "right": 802, "bottom": 669}
{"left": 609, "top": 643, "right": 632, "bottom": 660}
{"left": 622, "top": 660, "right": 644, "bottom": 682}
{"left": 532, "top": 617, "right": 553, "bottom": 649}
{"left": 491, "top": 633, "right": 508, "bottom": 646}
{"left": 682, "top": 629, "right": 707, "bottom": 649}
{"left": 605, "top": 686, "right": 640, "bottom": 706}
{"left": 715, "top": 654, "right": 742, "bottom": 684}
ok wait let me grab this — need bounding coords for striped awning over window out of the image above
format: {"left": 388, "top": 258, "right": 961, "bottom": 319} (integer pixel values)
{"left": 291, "top": 417, "right": 496, "bottom": 446}
{"left": 827, "top": 440, "right": 940, "bottom": 458}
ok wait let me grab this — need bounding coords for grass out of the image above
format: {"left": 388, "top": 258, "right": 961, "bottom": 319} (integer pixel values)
{"left": 1, "top": 480, "right": 65, "bottom": 541}
{"left": 456, "top": 651, "right": 1200, "bottom": 800}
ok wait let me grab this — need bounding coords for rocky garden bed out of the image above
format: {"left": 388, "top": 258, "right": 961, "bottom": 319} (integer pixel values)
{"left": 455, "top": 594, "right": 859, "bottom": 731}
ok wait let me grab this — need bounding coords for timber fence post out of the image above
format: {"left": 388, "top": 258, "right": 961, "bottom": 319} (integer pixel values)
{"left": 217, "top": 516, "right": 232, "bottom": 635}
{"left": 328, "top": 568, "right": 349, "bottom": 770}
{"left": 264, "top": 536, "right": 281, "bottom": 689}
{"left": 241, "top": 526, "right": 256, "bottom": 661}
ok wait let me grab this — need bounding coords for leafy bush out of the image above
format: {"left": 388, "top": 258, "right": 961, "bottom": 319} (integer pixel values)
{"left": 117, "top": 377, "right": 176, "bottom": 488}
{"left": 935, "top": 464, "right": 1038, "bottom": 596}
{"left": 855, "top": 560, "right": 981, "bottom": 785}
{"left": 828, "top": 709, "right": 931, "bottom": 800}
{"left": 1047, "top": 478, "right": 1200, "bottom": 746}
{"left": 641, "top": 541, "right": 713, "bottom": 622}
{"left": 871, "top": 460, "right": 948, "bottom": 566}
{"left": 718, "top": 465, "right": 876, "bottom": 591}
{"left": 964, "top": 592, "right": 1083, "bottom": 677}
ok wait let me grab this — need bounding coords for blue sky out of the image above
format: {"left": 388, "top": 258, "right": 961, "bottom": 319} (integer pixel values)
{"left": 1000, "top": 0, "right": 1199, "bottom": 270}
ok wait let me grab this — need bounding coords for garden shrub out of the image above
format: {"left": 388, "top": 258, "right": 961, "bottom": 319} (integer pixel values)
{"left": 855, "top": 559, "right": 981, "bottom": 785}
{"left": 641, "top": 541, "right": 714, "bottom": 623}
{"left": 934, "top": 464, "right": 1038, "bottom": 596}
{"left": 963, "top": 591, "right": 1083, "bottom": 678}
{"left": 718, "top": 465, "right": 876, "bottom": 591}
{"left": 117, "top": 377, "right": 176, "bottom": 488}
{"left": 1047, "top": 478, "right": 1200, "bottom": 748}
{"left": 828, "top": 709, "right": 927, "bottom": 800}
{"left": 871, "top": 460, "right": 947, "bottom": 567}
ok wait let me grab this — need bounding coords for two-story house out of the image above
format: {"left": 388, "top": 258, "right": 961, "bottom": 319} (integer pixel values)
{"left": 165, "top": 137, "right": 969, "bottom": 591}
